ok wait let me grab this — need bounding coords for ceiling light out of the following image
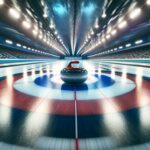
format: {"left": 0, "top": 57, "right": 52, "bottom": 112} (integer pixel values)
{"left": 102, "top": 38, "right": 106, "bottom": 43}
{"left": 32, "top": 29, "right": 38, "bottom": 36}
{"left": 54, "top": 31, "right": 57, "bottom": 35}
{"left": 119, "top": 46, "right": 123, "bottom": 49}
{"left": 95, "top": 24, "right": 99, "bottom": 29}
{"left": 118, "top": 17, "right": 124, "bottom": 23}
{"left": 107, "top": 27, "right": 112, "bottom": 33}
{"left": 91, "top": 29, "right": 94, "bottom": 35}
{"left": 22, "top": 20, "right": 31, "bottom": 29}
{"left": 118, "top": 21, "right": 127, "bottom": 29}
{"left": 39, "top": 34, "right": 43, "bottom": 39}
{"left": 129, "top": 8, "right": 141, "bottom": 19}
{"left": 34, "top": 25, "right": 38, "bottom": 31}
{"left": 5, "top": 39, "right": 13, "bottom": 44}
{"left": 16, "top": 43, "right": 21, "bottom": 47}
{"left": 135, "top": 39, "right": 143, "bottom": 44}
{"left": 111, "top": 29, "right": 117, "bottom": 35}
{"left": 50, "top": 24, "right": 54, "bottom": 29}
{"left": 102, "top": 12, "right": 107, "bottom": 18}
{"left": 43, "top": 38, "right": 46, "bottom": 42}
{"left": 94, "top": 18, "right": 99, "bottom": 29}
{"left": 126, "top": 43, "right": 131, "bottom": 47}
{"left": 43, "top": 13, "right": 48, "bottom": 18}
{"left": 9, "top": 8, "right": 20, "bottom": 20}
{"left": 38, "top": 31, "right": 43, "bottom": 39}
{"left": 23, "top": 46, "right": 27, "bottom": 49}
{"left": 0, "top": 0, "right": 4, "bottom": 5}
{"left": 88, "top": 35, "right": 91, "bottom": 39}
{"left": 106, "top": 34, "right": 110, "bottom": 39}
{"left": 147, "top": 0, "right": 150, "bottom": 5}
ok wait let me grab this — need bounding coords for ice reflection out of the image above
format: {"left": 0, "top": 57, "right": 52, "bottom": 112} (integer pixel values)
{"left": 23, "top": 111, "right": 49, "bottom": 139}
{"left": 46, "top": 65, "right": 50, "bottom": 75}
{"left": 97, "top": 67, "right": 102, "bottom": 78}
{"left": 1, "top": 68, "right": 14, "bottom": 107}
{"left": 121, "top": 66, "right": 127, "bottom": 84}
{"left": 23, "top": 67, "right": 28, "bottom": 83}
{"left": 136, "top": 67, "right": 143, "bottom": 90}
{"left": 6, "top": 68, "right": 13, "bottom": 88}
{"left": 103, "top": 112, "right": 126, "bottom": 142}
{"left": 140, "top": 106, "right": 150, "bottom": 131}
{"left": 31, "top": 67, "right": 36, "bottom": 79}
{"left": 101, "top": 97, "right": 121, "bottom": 114}
{"left": 39, "top": 67, "right": 44, "bottom": 76}
{"left": 0, "top": 106, "right": 11, "bottom": 132}
{"left": 111, "top": 67, "right": 116, "bottom": 79}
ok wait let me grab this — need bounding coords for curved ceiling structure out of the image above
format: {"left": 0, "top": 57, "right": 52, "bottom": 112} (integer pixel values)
{"left": 0, "top": 0, "right": 149, "bottom": 58}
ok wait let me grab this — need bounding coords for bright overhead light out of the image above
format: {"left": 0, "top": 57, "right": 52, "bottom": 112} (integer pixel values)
{"left": 102, "top": 12, "right": 106, "bottom": 18}
{"left": 111, "top": 29, "right": 117, "bottom": 35}
{"left": 49, "top": 20, "right": 55, "bottom": 29}
{"left": 39, "top": 35, "right": 43, "bottom": 39}
{"left": 94, "top": 18, "right": 99, "bottom": 29}
{"left": 106, "top": 34, "right": 111, "bottom": 39}
{"left": 126, "top": 43, "right": 131, "bottom": 47}
{"left": 118, "top": 17, "right": 124, "bottom": 23}
{"left": 38, "top": 31, "right": 43, "bottom": 39}
{"left": 91, "top": 29, "right": 94, "bottom": 35}
{"left": 0, "top": 0, "right": 4, "bottom": 5}
{"left": 88, "top": 35, "right": 91, "bottom": 39}
{"left": 50, "top": 24, "right": 54, "bottom": 29}
{"left": 16, "top": 43, "right": 21, "bottom": 47}
{"left": 43, "top": 13, "right": 48, "bottom": 18}
{"left": 43, "top": 38, "right": 46, "bottom": 42}
{"left": 95, "top": 24, "right": 99, "bottom": 29}
{"left": 9, "top": 8, "right": 20, "bottom": 20}
{"left": 22, "top": 20, "right": 31, "bottom": 29}
{"left": 102, "top": 38, "right": 106, "bottom": 43}
{"left": 34, "top": 25, "right": 38, "bottom": 31}
{"left": 32, "top": 29, "right": 38, "bottom": 36}
{"left": 5, "top": 39, "right": 13, "bottom": 44}
{"left": 129, "top": 8, "right": 141, "bottom": 19}
{"left": 135, "top": 39, "right": 143, "bottom": 44}
{"left": 147, "top": 0, "right": 150, "bottom": 5}
{"left": 107, "top": 27, "right": 112, "bottom": 33}
{"left": 54, "top": 31, "right": 57, "bottom": 35}
{"left": 23, "top": 46, "right": 27, "bottom": 49}
{"left": 118, "top": 21, "right": 127, "bottom": 29}
{"left": 119, "top": 46, "right": 123, "bottom": 49}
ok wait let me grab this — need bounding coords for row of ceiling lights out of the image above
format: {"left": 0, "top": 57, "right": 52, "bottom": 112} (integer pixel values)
{"left": 82, "top": 8, "right": 141, "bottom": 55}
{"left": 88, "top": 39, "right": 144, "bottom": 58}
{"left": 0, "top": 0, "right": 68, "bottom": 56}
{"left": 5, "top": 39, "right": 59, "bottom": 57}
{"left": 79, "top": 0, "right": 150, "bottom": 56}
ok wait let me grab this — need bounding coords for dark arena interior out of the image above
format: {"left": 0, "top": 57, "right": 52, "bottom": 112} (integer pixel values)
{"left": 0, "top": 0, "right": 150, "bottom": 150}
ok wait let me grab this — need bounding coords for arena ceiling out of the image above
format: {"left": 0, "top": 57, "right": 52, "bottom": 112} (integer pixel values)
{"left": 0, "top": 0, "right": 149, "bottom": 58}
